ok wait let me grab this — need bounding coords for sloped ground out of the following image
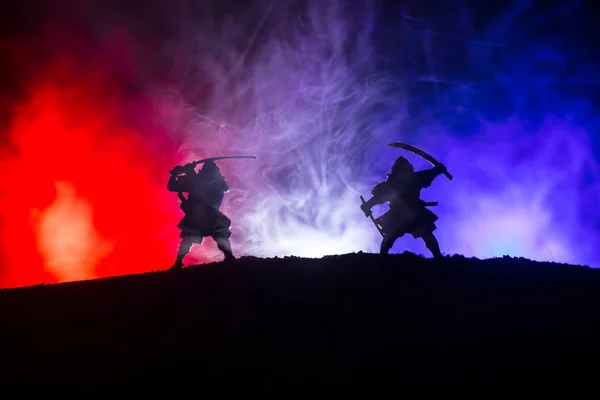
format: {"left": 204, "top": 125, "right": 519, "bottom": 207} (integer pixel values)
{"left": 0, "top": 252, "right": 598, "bottom": 384}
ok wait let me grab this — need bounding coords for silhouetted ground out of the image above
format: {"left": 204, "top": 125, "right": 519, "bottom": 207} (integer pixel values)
{"left": 0, "top": 252, "right": 599, "bottom": 385}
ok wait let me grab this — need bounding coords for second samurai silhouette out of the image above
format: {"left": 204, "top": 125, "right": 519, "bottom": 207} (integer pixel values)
{"left": 360, "top": 142, "right": 452, "bottom": 258}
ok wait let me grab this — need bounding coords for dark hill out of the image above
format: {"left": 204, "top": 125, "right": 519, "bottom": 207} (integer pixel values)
{"left": 0, "top": 252, "right": 599, "bottom": 384}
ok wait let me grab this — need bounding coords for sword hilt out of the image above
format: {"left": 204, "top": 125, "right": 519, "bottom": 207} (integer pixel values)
{"left": 360, "top": 195, "right": 385, "bottom": 237}
{"left": 359, "top": 196, "right": 371, "bottom": 216}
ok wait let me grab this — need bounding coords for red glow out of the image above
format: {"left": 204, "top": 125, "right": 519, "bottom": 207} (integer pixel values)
{"left": 0, "top": 28, "right": 185, "bottom": 288}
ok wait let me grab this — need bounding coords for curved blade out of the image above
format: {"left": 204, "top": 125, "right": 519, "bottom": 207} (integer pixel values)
{"left": 388, "top": 142, "right": 453, "bottom": 180}
{"left": 170, "top": 155, "right": 257, "bottom": 174}
{"left": 193, "top": 155, "right": 258, "bottom": 165}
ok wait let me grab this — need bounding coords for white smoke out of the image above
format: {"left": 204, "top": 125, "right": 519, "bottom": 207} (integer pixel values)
{"left": 147, "top": 0, "right": 404, "bottom": 260}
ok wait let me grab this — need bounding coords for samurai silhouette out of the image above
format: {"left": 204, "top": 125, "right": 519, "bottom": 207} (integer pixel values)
{"left": 167, "top": 155, "right": 257, "bottom": 270}
{"left": 360, "top": 142, "right": 453, "bottom": 258}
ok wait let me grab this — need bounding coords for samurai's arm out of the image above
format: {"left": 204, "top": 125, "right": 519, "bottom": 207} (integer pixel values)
{"left": 416, "top": 164, "right": 447, "bottom": 189}
{"left": 361, "top": 181, "right": 392, "bottom": 214}
{"left": 167, "top": 173, "right": 185, "bottom": 192}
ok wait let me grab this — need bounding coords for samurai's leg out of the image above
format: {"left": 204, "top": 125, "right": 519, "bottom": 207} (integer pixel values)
{"left": 212, "top": 230, "right": 235, "bottom": 261}
{"left": 171, "top": 234, "right": 203, "bottom": 269}
{"left": 380, "top": 231, "right": 402, "bottom": 255}
{"left": 422, "top": 232, "right": 442, "bottom": 258}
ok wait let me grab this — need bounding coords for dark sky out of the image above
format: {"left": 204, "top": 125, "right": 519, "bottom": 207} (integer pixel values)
{"left": 2, "top": 0, "right": 599, "bottom": 134}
